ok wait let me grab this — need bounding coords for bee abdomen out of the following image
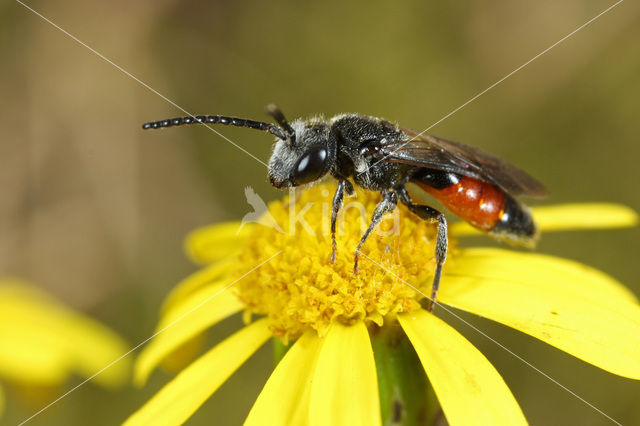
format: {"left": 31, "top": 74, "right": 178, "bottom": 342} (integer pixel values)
{"left": 413, "top": 171, "right": 537, "bottom": 245}
{"left": 415, "top": 173, "right": 504, "bottom": 230}
{"left": 490, "top": 194, "right": 538, "bottom": 246}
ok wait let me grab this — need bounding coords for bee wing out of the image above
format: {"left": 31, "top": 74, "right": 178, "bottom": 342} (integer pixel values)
{"left": 380, "top": 127, "right": 547, "bottom": 198}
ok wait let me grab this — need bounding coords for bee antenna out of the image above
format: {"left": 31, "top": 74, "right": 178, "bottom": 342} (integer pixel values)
{"left": 141, "top": 115, "right": 287, "bottom": 140}
{"left": 266, "top": 104, "right": 296, "bottom": 144}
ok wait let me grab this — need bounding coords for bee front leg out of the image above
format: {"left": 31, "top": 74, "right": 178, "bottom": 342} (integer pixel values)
{"left": 396, "top": 186, "right": 448, "bottom": 312}
{"left": 330, "top": 180, "right": 354, "bottom": 263}
{"left": 354, "top": 190, "right": 397, "bottom": 274}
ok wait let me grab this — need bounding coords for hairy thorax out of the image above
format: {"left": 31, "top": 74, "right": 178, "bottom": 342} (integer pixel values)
{"left": 330, "top": 115, "right": 412, "bottom": 191}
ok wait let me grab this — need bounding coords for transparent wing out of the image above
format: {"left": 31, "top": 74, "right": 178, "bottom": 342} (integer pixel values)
{"left": 380, "top": 127, "right": 547, "bottom": 198}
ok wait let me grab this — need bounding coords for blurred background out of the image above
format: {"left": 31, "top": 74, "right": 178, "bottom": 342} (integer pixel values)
{"left": 1, "top": 0, "right": 639, "bottom": 424}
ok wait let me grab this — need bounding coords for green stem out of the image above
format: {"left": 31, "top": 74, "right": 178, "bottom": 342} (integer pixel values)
{"left": 272, "top": 337, "right": 292, "bottom": 367}
{"left": 371, "top": 324, "right": 441, "bottom": 426}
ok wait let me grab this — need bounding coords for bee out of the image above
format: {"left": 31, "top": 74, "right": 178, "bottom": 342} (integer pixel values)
{"left": 143, "top": 105, "right": 546, "bottom": 310}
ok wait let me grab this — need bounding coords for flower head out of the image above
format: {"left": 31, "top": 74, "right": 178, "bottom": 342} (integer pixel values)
{"left": 235, "top": 186, "right": 447, "bottom": 341}
{"left": 128, "top": 183, "right": 640, "bottom": 426}
{"left": 0, "top": 279, "right": 130, "bottom": 418}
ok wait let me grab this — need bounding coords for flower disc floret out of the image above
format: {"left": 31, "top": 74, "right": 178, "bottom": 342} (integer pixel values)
{"left": 235, "top": 184, "right": 455, "bottom": 341}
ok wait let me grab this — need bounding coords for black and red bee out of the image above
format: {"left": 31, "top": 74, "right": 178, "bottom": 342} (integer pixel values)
{"left": 143, "top": 105, "right": 547, "bottom": 310}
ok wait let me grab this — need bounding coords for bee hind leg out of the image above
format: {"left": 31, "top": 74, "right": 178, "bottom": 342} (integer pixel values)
{"left": 395, "top": 186, "right": 448, "bottom": 312}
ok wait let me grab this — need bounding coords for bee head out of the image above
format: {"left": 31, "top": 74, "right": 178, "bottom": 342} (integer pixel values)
{"left": 266, "top": 106, "right": 336, "bottom": 188}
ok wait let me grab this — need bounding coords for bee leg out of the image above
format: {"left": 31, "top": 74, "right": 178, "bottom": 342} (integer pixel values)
{"left": 330, "top": 180, "right": 354, "bottom": 263}
{"left": 396, "top": 186, "right": 448, "bottom": 312}
{"left": 354, "top": 190, "right": 397, "bottom": 274}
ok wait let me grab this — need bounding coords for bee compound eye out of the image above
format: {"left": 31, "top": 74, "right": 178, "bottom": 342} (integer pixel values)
{"left": 292, "top": 146, "right": 327, "bottom": 185}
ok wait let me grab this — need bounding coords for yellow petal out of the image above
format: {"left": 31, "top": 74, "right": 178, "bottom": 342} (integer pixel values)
{"left": 161, "top": 258, "right": 236, "bottom": 315}
{"left": 134, "top": 282, "right": 243, "bottom": 386}
{"left": 56, "top": 314, "right": 130, "bottom": 389}
{"left": 125, "top": 319, "right": 270, "bottom": 426}
{"left": 0, "top": 384, "right": 4, "bottom": 417}
{"left": 184, "top": 221, "right": 252, "bottom": 265}
{"left": 398, "top": 310, "right": 527, "bottom": 426}
{"left": 309, "top": 321, "right": 381, "bottom": 426}
{"left": 448, "top": 248, "right": 638, "bottom": 305}
{"left": 245, "top": 332, "right": 323, "bottom": 426}
{"left": 451, "top": 203, "right": 638, "bottom": 236}
{"left": 0, "top": 324, "right": 69, "bottom": 385}
{"left": 0, "top": 281, "right": 129, "bottom": 388}
{"left": 159, "top": 332, "right": 207, "bottom": 374}
{"left": 440, "top": 249, "right": 640, "bottom": 379}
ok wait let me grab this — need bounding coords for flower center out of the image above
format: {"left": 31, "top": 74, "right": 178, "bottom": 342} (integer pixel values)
{"left": 234, "top": 183, "right": 456, "bottom": 342}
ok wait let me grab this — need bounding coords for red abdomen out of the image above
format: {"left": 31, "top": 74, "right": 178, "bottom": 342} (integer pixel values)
{"left": 416, "top": 175, "right": 505, "bottom": 230}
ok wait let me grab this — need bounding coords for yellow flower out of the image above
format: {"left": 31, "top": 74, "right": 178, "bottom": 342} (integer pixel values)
{"left": 0, "top": 279, "right": 130, "bottom": 418}
{"left": 126, "top": 183, "right": 639, "bottom": 425}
